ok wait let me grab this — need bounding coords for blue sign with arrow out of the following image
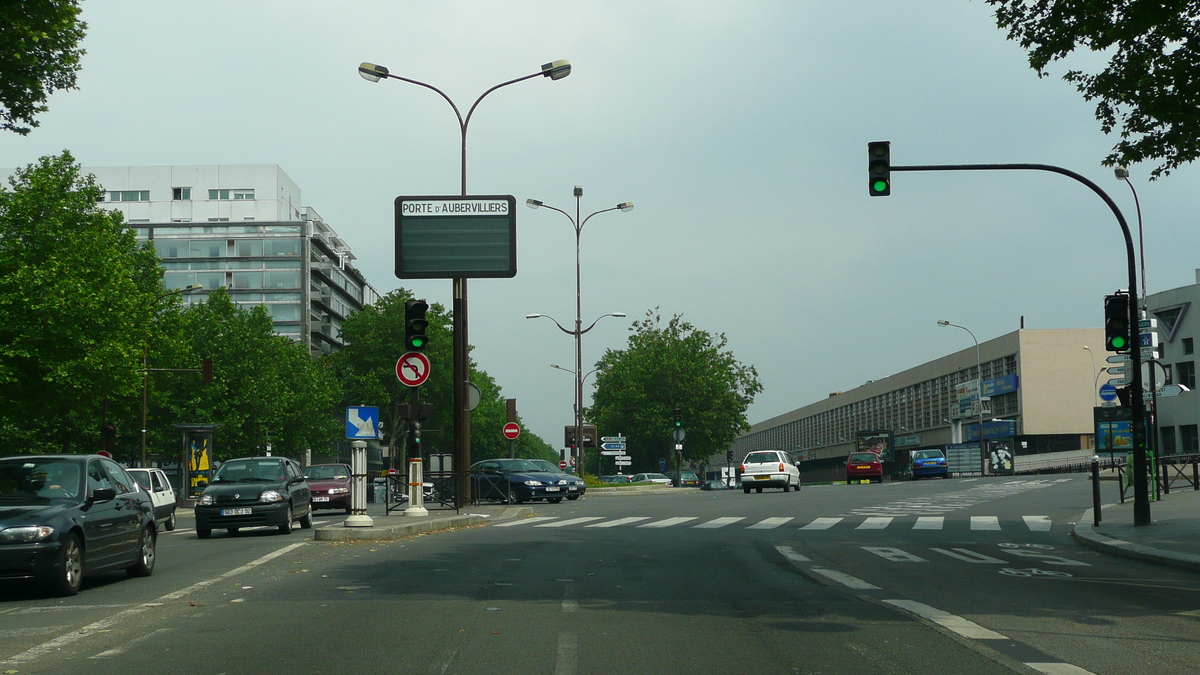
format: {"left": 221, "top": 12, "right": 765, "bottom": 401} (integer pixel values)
{"left": 346, "top": 406, "right": 379, "bottom": 439}
{"left": 601, "top": 442, "right": 626, "bottom": 451}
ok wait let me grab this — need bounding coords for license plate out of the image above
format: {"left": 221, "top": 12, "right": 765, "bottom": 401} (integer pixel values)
{"left": 857, "top": 465, "right": 871, "bottom": 469}
{"left": 220, "top": 508, "right": 252, "bottom": 516}
{"left": 313, "top": 496, "right": 330, "bottom": 502}
{"left": 754, "top": 475, "right": 768, "bottom": 480}
{"left": 546, "top": 487, "right": 561, "bottom": 492}
{"left": 567, "top": 486, "right": 578, "bottom": 491}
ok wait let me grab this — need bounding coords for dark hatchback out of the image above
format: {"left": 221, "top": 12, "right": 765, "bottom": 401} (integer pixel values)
{"left": 471, "top": 458, "right": 585, "bottom": 504}
{"left": 194, "top": 457, "right": 312, "bottom": 538}
{"left": 0, "top": 455, "right": 157, "bottom": 596}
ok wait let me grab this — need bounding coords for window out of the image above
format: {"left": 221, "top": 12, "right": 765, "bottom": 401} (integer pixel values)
{"left": 234, "top": 239, "right": 263, "bottom": 257}
{"left": 207, "top": 218, "right": 230, "bottom": 222}
{"left": 264, "top": 270, "right": 300, "bottom": 289}
{"left": 1181, "top": 425, "right": 1199, "bottom": 454}
{"left": 1185, "top": 338, "right": 1194, "bottom": 355}
{"left": 208, "top": 189, "right": 254, "bottom": 200}
{"left": 154, "top": 241, "right": 184, "bottom": 258}
{"left": 1176, "top": 361, "right": 1195, "bottom": 390}
{"left": 232, "top": 272, "right": 263, "bottom": 289}
{"left": 264, "top": 239, "right": 300, "bottom": 256}
{"left": 1161, "top": 427, "right": 1177, "bottom": 455}
{"left": 233, "top": 190, "right": 254, "bottom": 200}
{"left": 190, "top": 241, "right": 224, "bottom": 258}
{"left": 108, "top": 190, "right": 150, "bottom": 202}
{"left": 173, "top": 187, "right": 191, "bottom": 200}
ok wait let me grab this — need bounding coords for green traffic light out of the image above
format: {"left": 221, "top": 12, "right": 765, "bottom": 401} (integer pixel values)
{"left": 411, "top": 337, "right": 425, "bottom": 348}
{"left": 872, "top": 180, "right": 888, "bottom": 193}
{"left": 1110, "top": 336, "right": 1127, "bottom": 349}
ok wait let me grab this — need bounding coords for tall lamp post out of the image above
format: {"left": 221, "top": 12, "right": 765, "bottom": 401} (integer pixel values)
{"left": 528, "top": 313, "right": 625, "bottom": 476}
{"left": 938, "top": 320, "right": 986, "bottom": 473}
{"left": 358, "top": 59, "right": 571, "bottom": 507}
{"left": 141, "top": 284, "right": 203, "bottom": 467}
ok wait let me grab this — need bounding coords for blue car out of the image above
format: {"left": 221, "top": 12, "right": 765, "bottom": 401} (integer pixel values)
{"left": 471, "top": 458, "right": 584, "bottom": 504}
{"left": 911, "top": 449, "right": 950, "bottom": 479}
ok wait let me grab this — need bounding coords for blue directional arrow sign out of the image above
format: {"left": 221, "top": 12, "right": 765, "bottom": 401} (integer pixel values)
{"left": 346, "top": 406, "right": 379, "bottom": 439}
{"left": 600, "top": 442, "right": 626, "bottom": 451}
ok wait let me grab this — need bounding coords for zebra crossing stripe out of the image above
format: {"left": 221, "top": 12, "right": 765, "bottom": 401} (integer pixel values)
{"left": 810, "top": 568, "right": 879, "bottom": 590}
{"left": 774, "top": 545, "right": 810, "bottom": 564}
{"left": 1023, "top": 515, "right": 1052, "bottom": 531}
{"left": 748, "top": 517, "right": 794, "bottom": 529}
{"left": 694, "top": 517, "right": 745, "bottom": 529}
{"left": 586, "top": 517, "right": 650, "bottom": 528}
{"left": 495, "top": 517, "right": 559, "bottom": 527}
{"left": 883, "top": 599, "right": 1007, "bottom": 639}
{"left": 857, "top": 517, "right": 893, "bottom": 530}
{"left": 637, "top": 517, "right": 697, "bottom": 529}
{"left": 801, "top": 517, "right": 843, "bottom": 530}
{"left": 535, "top": 517, "right": 606, "bottom": 528}
{"left": 913, "top": 517, "right": 943, "bottom": 530}
{"left": 970, "top": 516, "right": 1001, "bottom": 531}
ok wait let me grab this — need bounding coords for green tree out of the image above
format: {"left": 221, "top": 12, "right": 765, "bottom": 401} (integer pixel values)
{"left": 588, "top": 310, "right": 762, "bottom": 473}
{"left": 0, "top": 152, "right": 163, "bottom": 454}
{"left": 986, "top": 0, "right": 1200, "bottom": 178}
{"left": 0, "top": 0, "right": 87, "bottom": 135}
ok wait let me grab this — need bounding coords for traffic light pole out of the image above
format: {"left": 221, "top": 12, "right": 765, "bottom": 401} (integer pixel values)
{"left": 891, "top": 162, "right": 1150, "bottom": 526}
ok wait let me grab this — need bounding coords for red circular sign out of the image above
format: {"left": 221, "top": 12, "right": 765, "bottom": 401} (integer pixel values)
{"left": 559, "top": 460, "right": 568, "bottom": 470}
{"left": 396, "top": 352, "right": 431, "bottom": 387}
{"left": 387, "top": 468, "right": 398, "bottom": 476}
{"left": 503, "top": 422, "right": 521, "bottom": 440}
{"left": 97, "top": 450, "right": 112, "bottom": 459}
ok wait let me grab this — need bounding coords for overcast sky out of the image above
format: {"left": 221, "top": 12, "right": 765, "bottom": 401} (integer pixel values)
{"left": 4, "top": 1, "right": 1197, "bottom": 450}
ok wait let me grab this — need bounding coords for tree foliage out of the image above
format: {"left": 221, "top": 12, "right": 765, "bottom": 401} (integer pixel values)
{"left": 0, "top": 0, "right": 87, "bottom": 135}
{"left": 986, "top": 0, "right": 1200, "bottom": 178}
{"left": 0, "top": 152, "right": 162, "bottom": 454}
{"left": 588, "top": 310, "right": 762, "bottom": 473}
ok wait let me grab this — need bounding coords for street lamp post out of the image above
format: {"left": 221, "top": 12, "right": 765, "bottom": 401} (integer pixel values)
{"left": 141, "top": 284, "right": 202, "bottom": 467}
{"left": 526, "top": 188, "right": 633, "bottom": 477}
{"left": 938, "top": 320, "right": 986, "bottom": 474}
{"left": 359, "top": 59, "right": 571, "bottom": 507}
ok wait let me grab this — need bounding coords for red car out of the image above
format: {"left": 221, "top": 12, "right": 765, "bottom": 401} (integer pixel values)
{"left": 846, "top": 452, "right": 883, "bottom": 484}
{"left": 305, "top": 463, "right": 352, "bottom": 513}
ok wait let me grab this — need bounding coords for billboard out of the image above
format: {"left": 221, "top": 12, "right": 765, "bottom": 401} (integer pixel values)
{"left": 856, "top": 430, "right": 893, "bottom": 462}
{"left": 394, "top": 195, "right": 517, "bottom": 278}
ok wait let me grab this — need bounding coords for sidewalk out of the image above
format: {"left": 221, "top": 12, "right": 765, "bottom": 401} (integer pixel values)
{"left": 1072, "top": 485, "right": 1200, "bottom": 572}
{"left": 313, "top": 503, "right": 535, "bottom": 541}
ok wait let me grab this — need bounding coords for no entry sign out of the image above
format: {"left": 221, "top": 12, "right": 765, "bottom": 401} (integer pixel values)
{"left": 503, "top": 422, "right": 521, "bottom": 440}
{"left": 559, "top": 459, "right": 568, "bottom": 470}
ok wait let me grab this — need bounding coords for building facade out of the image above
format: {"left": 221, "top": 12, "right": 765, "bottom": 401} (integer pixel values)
{"left": 729, "top": 329, "right": 1103, "bottom": 469}
{"left": 1147, "top": 271, "right": 1200, "bottom": 454}
{"left": 87, "top": 165, "right": 379, "bottom": 356}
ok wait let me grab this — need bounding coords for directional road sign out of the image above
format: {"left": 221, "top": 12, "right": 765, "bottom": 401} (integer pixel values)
{"left": 346, "top": 406, "right": 379, "bottom": 439}
{"left": 1107, "top": 354, "right": 1130, "bottom": 364}
{"left": 600, "top": 442, "right": 626, "bottom": 451}
{"left": 600, "top": 436, "right": 625, "bottom": 442}
{"left": 600, "top": 450, "right": 624, "bottom": 456}
{"left": 396, "top": 352, "right": 431, "bottom": 387}
{"left": 614, "top": 460, "right": 631, "bottom": 466}
{"left": 1107, "top": 377, "right": 1130, "bottom": 387}
{"left": 1157, "top": 384, "right": 1190, "bottom": 398}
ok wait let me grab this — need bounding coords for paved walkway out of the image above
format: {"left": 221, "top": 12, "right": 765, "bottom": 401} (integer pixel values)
{"left": 1072, "top": 482, "right": 1200, "bottom": 572}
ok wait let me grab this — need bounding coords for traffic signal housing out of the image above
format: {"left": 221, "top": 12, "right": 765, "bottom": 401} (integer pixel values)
{"left": 405, "top": 299, "right": 429, "bottom": 352}
{"left": 673, "top": 408, "right": 683, "bottom": 428}
{"left": 1104, "top": 293, "right": 1131, "bottom": 352}
{"left": 868, "top": 141, "right": 891, "bottom": 196}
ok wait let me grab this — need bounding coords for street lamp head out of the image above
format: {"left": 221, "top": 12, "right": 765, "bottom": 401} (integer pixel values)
{"left": 611, "top": 312, "right": 626, "bottom": 318}
{"left": 357, "top": 62, "right": 389, "bottom": 82}
{"left": 184, "top": 283, "right": 203, "bottom": 292}
{"left": 573, "top": 185, "right": 583, "bottom": 198}
{"left": 541, "top": 60, "right": 572, "bottom": 80}
{"left": 526, "top": 198, "right": 543, "bottom": 209}
{"left": 1115, "top": 166, "right": 1130, "bottom": 179}
{"left": 936, "top": 320, "right": 951, "bottom": 327}
{"left": 525, "top": 313, "right": 542, "bottom": 319}
{"left": 618, "top": 202, "right": 634, "bottom": 212}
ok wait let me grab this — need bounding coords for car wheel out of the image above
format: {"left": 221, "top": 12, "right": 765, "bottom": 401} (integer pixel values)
{"left": 743, "top": 485, "right": 751, "bottom": 494}
{"left": 278, "top": 504, "right": 294, "bottom": 534}
{"left": 127, "top": 526, "right": 156, "bottom": 578}
{"left": 782, "top": 482, "right": 790, "bottom": 492}
{"left": 49, "top": 532, "right": 83, "bottom": 596}
{"left": 197, "top": 527, "right": 211, "bottom": 539}
{"left": 165, "top": 509, "right": 177, "bottom": 532}
{"left": 299, "top": 504, "right": 313, "bottom": 529}
{"left": 512, "top": 493, "right": 525, "bottom": 505}
{"left": 547, "top": 497, "right": 563, "bottom": 504}
{"left": 755, "top": 487, "right": 763, "bottom": 493}
{"left": 567, "top": 495, "right": 580, "bottom": 501}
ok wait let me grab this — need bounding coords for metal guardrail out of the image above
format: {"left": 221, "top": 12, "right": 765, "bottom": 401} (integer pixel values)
{"left": 1159, "top": 453, "right": 1200, "bottom": 496}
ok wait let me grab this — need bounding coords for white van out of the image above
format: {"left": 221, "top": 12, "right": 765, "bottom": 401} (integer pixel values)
{"left": 126, "top": 467, "right": 178, "bottom": 531}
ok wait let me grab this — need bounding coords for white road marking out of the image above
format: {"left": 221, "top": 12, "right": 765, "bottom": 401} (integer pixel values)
{"left": 810, "top": 568, "right": 880, "bottom": 590}
{"left": 494, "top": 517, "right": 559, "bottom": 527}
{"left": 1025, "top": 663, "right": 1098, "bottom": 674}
{"left": 971, "top": 516, "right": 1001, "bottom": 531}
{"left": 857, "top": 517, "right": 893, "bottom": 530}
{"left": 801, "top": 517, "right": 843, "bottom": 530}
{"left": 931, "top": 548, "right": 1007, "bottom": 564}
{"left": 913, "top": 516, "right": 944, "bottom": 530}
{"left": 862, "top": 547, "right": 928, "bottom": 563}
{"left": 1024, "top": 515, "right": 1052, "bottom": 531}
{"left": 637, "top": 517, "right": 697, "bottom": 528}
{"left": 748, "top": 517, "right": 793, "bottom": 529}
{"left": 89, "top": 628, "right": 170, "bottom": 658}
{"left": 883, "top": 599, "right": 1007, "bottom": 640}
{"left": 586, "top": 517, "right": 650, "bottom": 528}
{"left": 693, "top": 517, "right": 745, "bottom": 529}
{"left": 555, "top": 632, "right": 578, "bottom": 675}
{"left": 774, "top": 545, "right": 810, "bottom": 564}
{"left": 535, "top": 517, "right": 605, "bottom": 528}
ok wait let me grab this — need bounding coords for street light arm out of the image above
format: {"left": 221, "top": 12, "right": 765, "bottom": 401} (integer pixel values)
{"left": 462, "top": 71, "right": 542, "bottom": 135}
{"left": 373, "top": 72, "right": 466, "bottom": 130}
{"left": 527, "top": 200, "right": 576, "bottom": 229}
{"left": 527, "top": 313, "right": 574, "bottom": 335}
{"left": 579, "top": 205, "right": 623, "bottom": 229}
{"left": 580, "top": 312, "right": 626, "bottom": 335}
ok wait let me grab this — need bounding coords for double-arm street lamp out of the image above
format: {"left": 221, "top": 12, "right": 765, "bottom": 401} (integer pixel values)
{"left": 937, "top": 320, "right": 986, "bottom": 473}
{"left": 141, "top": 284, "right": 203, "bottom": 467}
{"left": 358, "top": 59, "right": 571, "bottom": 507}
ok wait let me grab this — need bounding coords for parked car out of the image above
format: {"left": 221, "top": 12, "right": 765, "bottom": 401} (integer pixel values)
{"left": 630, "top": 473, "right": 672, "bottom": 486}
{"left": 126, "top": 467, "right": 178, "bottom": 531}
{"left": 471, "top": 458, "right": 573, "bottom": 504}
{"left": 911, "top": 449, "right": 950, "bottom": 479}
{"left": 740, "top": 450, "right": 801, "bottom": 493}
{"left": 0, "top": 454, "right": 157, "bottom": 596}
{"left": 601, "top": 474, "right": 632, "bottom": 484}
{"left": 665, "top": 471, "right": 701, "bottom": 487}
{"left": 701, "top": 479, "right": 732, "bottom": 491}
{"left": 194, "top": 457, "right": 312, "bottom": 538}
{"left": 528, "top": 460, "right": 587, "bottom": 500}
{"left": 304, "top": 463, "right": 352, "bottom": 514}
{"left": 845, "top": 452, "right": 883, "bottom": 484}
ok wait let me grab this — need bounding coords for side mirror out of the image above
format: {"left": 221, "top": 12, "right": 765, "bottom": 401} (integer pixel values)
{"left": 91, "top": 487, "right": 117, "bottom": 503}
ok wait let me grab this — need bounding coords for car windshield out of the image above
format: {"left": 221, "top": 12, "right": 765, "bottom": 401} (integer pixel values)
{"left": 306, "top": 465, "right": 350, "bottom": 480}
{"left": 645, "top": 473, "right": 668, "bottom": 480}
{"left": 744, "top": 452, "right": 779, "bottom": 464}
{"left": 913, "top": 450, "right": 944, "bottom": 460}
{"left": 849, "top": 453, "right": 878, "bottom": 463}
{"left": 490, "top": 459, "right": 548, "bottom": 473}
{"left": 0, "top": 459, "right": 83, "bottom": 503}
{"left": 529, "top": 460, "right": 564, "bottom": 473}
{"left": 212, "top": 460, "right": 287, "bottom": 483}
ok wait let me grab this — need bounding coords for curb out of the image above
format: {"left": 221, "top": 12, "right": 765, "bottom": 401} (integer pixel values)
{"left": 1071, "top": 508, "right": 1200, "bottom": 572}
{"left": 312, "top": 506, "right": 535, "bottom": 541}
{"left": 588, "top": 487, "right": 701, "bottom": 496}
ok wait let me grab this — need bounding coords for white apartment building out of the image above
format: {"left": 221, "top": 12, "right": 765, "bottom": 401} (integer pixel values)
{"left": 1147, "top": 271, "right": 1200, "bottom": 454}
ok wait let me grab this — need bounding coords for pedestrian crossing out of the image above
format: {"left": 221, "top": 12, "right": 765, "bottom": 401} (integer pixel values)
{"left": 494, "top": 514, "right": 1058, "bottom": 532}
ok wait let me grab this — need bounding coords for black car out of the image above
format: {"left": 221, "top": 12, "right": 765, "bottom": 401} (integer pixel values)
{"left": 194, "top": 457, "right": 312, "bottom": 538}
{"left": 0, "top": 454, "right": 157, "bottom": 596}
{"left": 471, "top": 458, "right": 584, "bottom": 504}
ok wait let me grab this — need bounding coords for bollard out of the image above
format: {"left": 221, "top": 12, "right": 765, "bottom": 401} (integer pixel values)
{"left": 405, "top": 458, "right": 428, "bottom": 517}
{"left": 344, "top": 440, "right": 374, "bottom": 527}
{"left": 1091, "top": 455, "right": 1102, "bottom": 527}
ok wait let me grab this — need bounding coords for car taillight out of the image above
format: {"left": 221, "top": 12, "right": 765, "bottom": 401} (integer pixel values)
{"left": 740, "top": 465, "right": 746, "bottom": 472}
{"left": 779, "top": 463, "right": 785, "bottom": 472}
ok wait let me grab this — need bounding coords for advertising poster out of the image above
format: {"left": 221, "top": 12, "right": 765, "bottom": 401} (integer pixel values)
{"left": 856, "top": 430, "right": 893, "bottom": 462}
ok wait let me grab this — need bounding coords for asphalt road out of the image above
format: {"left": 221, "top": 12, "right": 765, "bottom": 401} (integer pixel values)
{"left": 3, "top": 476, "right": 1198, "bottom": 675}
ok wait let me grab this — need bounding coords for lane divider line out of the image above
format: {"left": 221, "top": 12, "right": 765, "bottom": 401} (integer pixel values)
{"left": 882, "top": 599, "right": 1007, "bottom": 640}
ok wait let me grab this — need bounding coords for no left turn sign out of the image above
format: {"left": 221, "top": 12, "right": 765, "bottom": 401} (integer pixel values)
{"left": 396, "top": 352, "right": 431, "bottom": 387}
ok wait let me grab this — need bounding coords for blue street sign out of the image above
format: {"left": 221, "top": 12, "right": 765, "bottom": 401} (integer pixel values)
{"left": 659, "top": 458, "right": 667, "bottom": 472}
{"left": 1098, "top": 383, "right": 1118, "bottom": 402}
{"left": 601, "top": 442, "right": 626, "bottom": 451}
{"left": 346, "top": 406, "right": 379, "bottom": 439}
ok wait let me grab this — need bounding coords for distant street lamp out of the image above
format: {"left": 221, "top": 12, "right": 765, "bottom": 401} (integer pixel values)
{"left": 526, "top": 187, "right": 633, "bottom": 476}
{"left": 141, "top": 284, "right": 202, "bottom": 467}
{"left": 938, "top": 320, "right": 986, "bottom": 472}
{"left": 1114, "top": 167, "right": 1147, "bottom": 314}
{"left": 359, "top": 58, "right": 570, "bottom": 507}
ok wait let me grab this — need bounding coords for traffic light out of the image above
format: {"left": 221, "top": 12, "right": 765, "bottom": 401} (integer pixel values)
{"left": 405, "top": 299, "right": 429, "bottom": 352}
{"left": 201, "top": 358, "right": 213, "bottom": 383}
{"left": 868, "top": 141, "right": 891, "bottom": 196}
{"left": 673, "top": 408, "right": 683, "bottom": 428}
{"left": 1104, "top": 293, "right": 1131, "bottom": 352}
